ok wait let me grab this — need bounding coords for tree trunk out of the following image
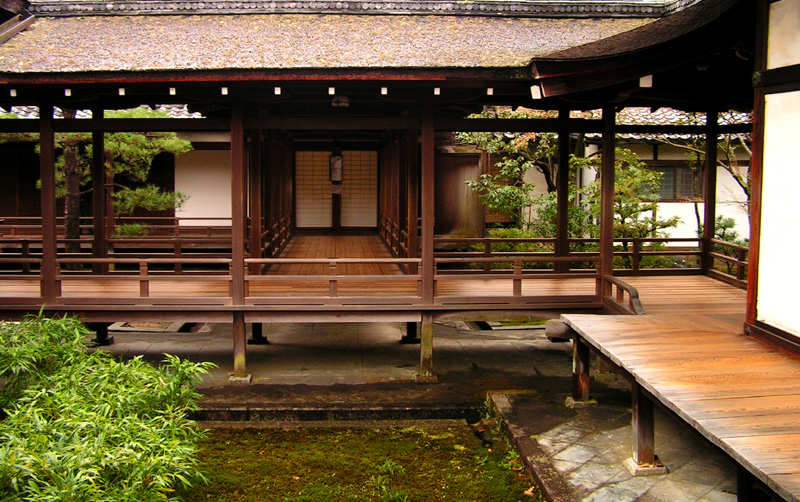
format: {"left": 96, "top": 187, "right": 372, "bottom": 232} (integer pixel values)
{"left": 62, "top": 109, "right": 82, "bottom": 255}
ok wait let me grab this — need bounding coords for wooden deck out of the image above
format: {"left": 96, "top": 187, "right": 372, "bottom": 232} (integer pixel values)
{"left": 562, "top": 310, "right": 800, "bottom": 502}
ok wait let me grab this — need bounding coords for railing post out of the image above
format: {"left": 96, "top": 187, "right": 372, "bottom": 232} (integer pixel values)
{"left": 174, "top": 240, "right": 182, "bottom": 273}
{"left": 329, "top": 261, "right": 338, "bottom": 298}
{"left": 737, "top": 248, "right": 746, "bottom": 281}
{"left": 483, "top": 241, "right": 492, "bottom": 273}
{"left": 632, "top": 238, "right": 641, "bottom": 272}
{"left": 22, "top": 240, "right": 30, "bottom": 274}
{"left": 513, "top": 260, "right": 522, "bottom": 297}
{"left": 139, "top": 261, "right": 149, "bottom": 297}
{"left": 54, "top": 262, "right": 62, "bottom": 298}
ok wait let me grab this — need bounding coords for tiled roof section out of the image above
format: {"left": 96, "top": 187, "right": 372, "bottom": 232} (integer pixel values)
{"left": 544, "top": 0, "right": 735, "bottom": 59}
{"left": 0, "top": 14, "right": 654, "bottom": 73}
{"left": 611, "top": 107, "right": 752, "bottom": 140}
{"left": 1, "top": 105, "right": 202, "bottom": 118}
{"left": 28, "top": 0, "right": 693, "bottom": 18}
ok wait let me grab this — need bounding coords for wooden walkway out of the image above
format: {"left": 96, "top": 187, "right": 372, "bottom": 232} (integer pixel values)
{"left": 267, "top": 235, "right": 403, "bottom": 276}
{"left": 562, "top": 308, "right": 800, "bottom": 501}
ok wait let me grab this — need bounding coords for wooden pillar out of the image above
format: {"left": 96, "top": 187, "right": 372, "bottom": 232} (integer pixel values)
{"left": 746, "top": 0, "right": 769, "bottom": 327}
{"left": 421, "top": 106, "right": 435, "bottom": 305}
{"left": 231, "top": 100, "right": 246, "bottom": 305}
{"left": 555, "top": 109, "right": 571, "bottom": 273}
{"left": 701, "top": 110, "right": 719, "bottom": 275}
{"left": 598, "top": 106, "right": 616, "bottom": 297}
{"left": 39, "top": 103, "right": 57, "bottom": 304}
{"left": 418, "top": 312, "right": 436, "bottom": 381}
{"left": 406, "top": 130, "right": 419, "bottom": 274}
{"left": 91, "top": 107, "right": 108, "bottom": 274}
{"left": 631, "top": 383, "right": 655, "bottom": 466}
{"left": 571, "top": 337, "right": 591, "bottom": 402}
{"left": 249, "top": 132, "right": 263, "bottom": 275}
{"left": 230, "top": 101, "right": 250, "bottom": 383}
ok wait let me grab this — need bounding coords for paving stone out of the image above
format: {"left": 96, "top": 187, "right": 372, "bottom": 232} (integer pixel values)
{"left": 640, "top": 478, "right": 713, "bottom": 502}
{"left": 554, "top": 443, "right": 603, "bottom": 463}
{"left": 696, "top": 490, "right": 737, "bottom": 502}
{"left": 580, "top": 484, "right": 642, "bottom": 502}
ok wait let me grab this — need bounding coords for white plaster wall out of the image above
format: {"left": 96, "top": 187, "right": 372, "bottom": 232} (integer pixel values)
{"left": 174, "top": 150, "right": 232, "bottom": 226}
{"left": 768, "top": 0, "right": 800, "bottom": 69}
{"left": 757, "top": 91, "right": 800, "bottom": 336}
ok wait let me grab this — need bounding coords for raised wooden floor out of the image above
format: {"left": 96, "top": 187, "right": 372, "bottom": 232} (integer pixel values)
{"left": 562, "top": 313, "right": 800, "bottom": 502}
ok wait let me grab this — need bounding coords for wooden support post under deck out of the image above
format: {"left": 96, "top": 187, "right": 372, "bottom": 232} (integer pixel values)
{"left": 571, "top": 337, "right": 591, "bottom": 402}
{"left": 401, "top": 321, "right": 419, "bottom": 344}
{"left": 631, "top": 383, "right": 655, "bottom": 465}
{"left": 89, "top": 322, "right": 114, "bottom": 346}
{"left": 598, "top": 106, "right": 616, "bottom": 298}
{"left": 231, "top": 312, "right": 250, "bottom": 382}
{"left": 555, "top": 109, "right": 571, "bottom": 274}
{"left": 39, "top": 103, "right": 57, "bottom": 304}
{"left": 248, "top": 322, "right": 269, "bottom": 345}
{"left": 421, "top": 105, "right": 435, "bottom": 305}
{"left": 701, "top": 109, "right": 718, "bottom": 275}
{"left": 417, "top": 312, "right": 437, "bottom": 382}
{"left": 625, "top": 382, "right": 666, "bottom": 475}
{"left": 91, "top": 107, "right": 108, "bottom": 274}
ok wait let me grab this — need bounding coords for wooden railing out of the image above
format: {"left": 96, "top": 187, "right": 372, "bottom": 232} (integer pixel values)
{"left": 600, "top": 275, "right": 645, "bottom": 315}
{"left": 244, "top": 257, "right": 423, "bottom": 306}
{"left": 708, "top": 238, "right": 748, "bottom": 289}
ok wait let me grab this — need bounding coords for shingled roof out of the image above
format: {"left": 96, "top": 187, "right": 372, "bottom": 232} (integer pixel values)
{"left": 0, "top": 14, "right": 654, "bottom": 74}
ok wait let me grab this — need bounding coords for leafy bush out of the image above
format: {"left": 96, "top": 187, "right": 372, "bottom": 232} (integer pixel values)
{"left": 111, "top": 222, "right": 151, "bottom": 238}
{"left": 0, "top": 315, "right": 213, "bottom": 501}
{"left": 0, "top": 315, "right": 89, "bottom": 410}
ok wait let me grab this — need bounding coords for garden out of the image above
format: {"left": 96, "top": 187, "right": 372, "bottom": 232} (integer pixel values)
{"left": 0, "top": 315, "right": 540, "bottom": 501}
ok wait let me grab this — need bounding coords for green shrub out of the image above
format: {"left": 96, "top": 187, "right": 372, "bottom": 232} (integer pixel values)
{"left": 0, "top": 315, "right": 89, "bottom": 410}
{"left": 0, "top": 316, "right": 214, "bottom": 501}
{"left": 111, "top": 222, "right": 150, "bottom": 238}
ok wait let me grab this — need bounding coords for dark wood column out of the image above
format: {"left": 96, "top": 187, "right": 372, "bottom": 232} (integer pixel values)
{"left": 249, "top": 131, "right": 263, "bottom": 275}
{"left": 598, "top": 106, "right": 616, "bottom": 297}
{"left": 631, "top": 383, "right": 655, "bottom": 466}
{"left": 91, "top": 107, "right": 108, "bottom": 274}
{"left": 406, "top": 130, "right": 419, "bottom": 274}
{"left": 421, "top": 106, "right": 435, "bottom": 305}
{"left": 555, "top": 109, "right": 571, "bottom": 273}
{"left": 701, "top": 110, "right": 719, "bottom": 275}
{"left": 230, "top": 100, "right": 249, "bottom": 381}
{"left": 572, "top": 337, "right": 591, "bottom": 402}
{"left": 39, "top": 103, "right": 57, "bottom": 303}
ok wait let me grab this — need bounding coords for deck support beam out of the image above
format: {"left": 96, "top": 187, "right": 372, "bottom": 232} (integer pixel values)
{"left": 625, "top": 383, "right": 667, "bottom": 476}
{"left": 417, "top": 312, "right": 437, "bottom": 382}
{"left": 598, "top": 106, "right": 616, "bottom": 298}
{"left": 39, "top": 103, "right": 57, "bottom": 304}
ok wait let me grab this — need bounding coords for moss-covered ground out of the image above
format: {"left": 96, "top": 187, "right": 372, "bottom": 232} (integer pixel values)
{"left": 179, "top": 424, "right": 543, "bottom": 502}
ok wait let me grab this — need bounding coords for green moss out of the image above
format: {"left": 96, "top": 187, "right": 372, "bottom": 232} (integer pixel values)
{"left": 179, "top": 426, "right": 542, "bottom": 502}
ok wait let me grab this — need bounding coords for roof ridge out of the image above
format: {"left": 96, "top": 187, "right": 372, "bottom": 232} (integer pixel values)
{"left": 29, "top": 0, "right": 675, "bottom": 18}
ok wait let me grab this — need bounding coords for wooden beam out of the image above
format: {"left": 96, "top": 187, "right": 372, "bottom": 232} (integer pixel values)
{"left": 598, "top": 106, "right": 616, "bottom": 297}
{"left": 555, "top": 109, "right": 571, "bottom": 274}
{"left": 249, "top": 132, "right": 263, "bottom": 275}
{"left": 231, "top": 101, "right": 246, "bottom": 305}
{"left": 421, "top": 105, "right": 435, "bottom": 305}
{"left": 746, "top": 0, "right": 769, "bottom": 328}
{"left": 39, "top": 103, "right": 57, "bottom": 303}
{"left": 702, "top": 110, "right": 719, "bottom": 275}
{"left": 91, "top": 107, "right": 108, "bottom": 274}
{"left": 406, "top": 130, "right": 419, "bottom": 274}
